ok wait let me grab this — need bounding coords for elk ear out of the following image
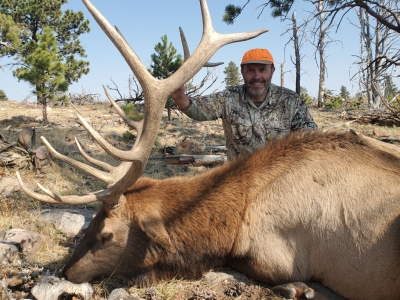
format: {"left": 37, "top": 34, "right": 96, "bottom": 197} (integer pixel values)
{"left": 137, "top": 209, "right": 176, "bottom": 253}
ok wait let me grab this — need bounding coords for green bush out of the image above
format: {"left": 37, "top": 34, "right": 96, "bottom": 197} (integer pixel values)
{"left": 122, "top": 131, "right": 135, "bottom": 141}
{"left": 348, "top": 97, "right": 365, "bottom": 109}
{"left": 301, "top": 93, "right": 313, "bottom": 106}
{"left": 391, "top": 95, "right": 400, "bottom": 110}
{"left": 122, "top": 103, "right": 143, "bottom": 121}
{"left": 324, "top": 96, "right": 344, "bottom": 109}
{"left": 0, "top": 90, "right": 8, "bottom": 101}
{"left": 51, "top": 93, "right": 70, "bottom": 106}
{"left": 300, "top": 87, "right": 313, "bottom": 106}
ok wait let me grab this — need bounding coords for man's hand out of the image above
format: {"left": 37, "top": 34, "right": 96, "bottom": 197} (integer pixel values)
{"left": 170, "top": 85, "right": 190, "bottom": 110}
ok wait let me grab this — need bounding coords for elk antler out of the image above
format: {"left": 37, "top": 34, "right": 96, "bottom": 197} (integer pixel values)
{"left": 17, "top": 0, "right": 269, "bottom": 207}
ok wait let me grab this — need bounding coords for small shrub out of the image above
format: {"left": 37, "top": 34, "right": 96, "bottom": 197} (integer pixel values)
{"left": 122, "top": 131, "right": 135, "bottom": 141}
{"left": 348, "top": 97, "right": 365, "bottom": 109}
{"left": 51, "top": 93, "right": 70, "bottom": 106}
{"left": 122, "top": 103, "right": 143, "bottom": 121}
{"left": 301, "top": 93, "right": 313, "bottom": 106}
{"left": 0, "top": 90, "right": 8, "bottom": 101}
{"left": 391, "top": 95, "right": 400, "bottom": 110}
{"left": 300, "top": 87, "right": 313, "bottom": 106}
{"left": 324, "top": 96, "right": 344, "bottom": 109}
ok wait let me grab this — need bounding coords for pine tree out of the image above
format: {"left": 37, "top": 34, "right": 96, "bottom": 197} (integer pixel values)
{"left": 0, "top": 90, "right": 8, "bottom": 101}
{"left": 300, "top": 86, "right": 313, "bottom": 106}
{"left": 0, "top": 13, "right": 22, "bottom": 56}
{"left": 149, "top": 35, "right": 183, "bottom": 121}
{"left": 339, "top": 85, "right": 350, "bottom": 100}
{"left": 0, "top": 0, "right": 89, "bottom": 95}
{"left": 14, "top": 28, "right": 68, "bottom": 124}
{"left": 383, "top": 75, "right": 399, "bottom": 100}
{"left": 223, "top": 61, "right": 242, "bottom": 88}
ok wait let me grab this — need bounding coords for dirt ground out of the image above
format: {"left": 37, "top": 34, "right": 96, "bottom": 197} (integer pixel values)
{"left": 1, "top": 100, "right": 400, "bottom": 300}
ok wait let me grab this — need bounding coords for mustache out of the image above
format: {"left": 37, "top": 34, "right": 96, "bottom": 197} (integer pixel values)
{"left": 249, "top": 79, "right": 266, "bottom": 84}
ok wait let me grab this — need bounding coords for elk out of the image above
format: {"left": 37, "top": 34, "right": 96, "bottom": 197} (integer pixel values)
{"left": 16, "top": 1, "right": 400, "bottom": 299}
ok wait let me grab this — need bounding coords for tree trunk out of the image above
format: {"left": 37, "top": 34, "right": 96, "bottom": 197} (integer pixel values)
{"left": 292, "top": 11, "right": 301, "bottom": 95}
{"left": 317, "top": 0, "right": 326, "bottom": 108}
{"left": 41, "top": 97, "right": 48, "bottom": 125}
{"left": 280, "top": 63, "right": 284, "bottom": 87}
{"left": 167, "top": 103, "right": 171, "bottom": 121}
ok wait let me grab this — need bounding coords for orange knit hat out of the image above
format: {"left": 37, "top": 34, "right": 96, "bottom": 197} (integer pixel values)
{"left": 241, "top": 48, "right": 274, "bottom": 65}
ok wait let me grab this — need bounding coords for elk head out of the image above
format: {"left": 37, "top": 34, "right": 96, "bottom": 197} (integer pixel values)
{"left": 16, "top": 0, "right": 269, "bottom": 284}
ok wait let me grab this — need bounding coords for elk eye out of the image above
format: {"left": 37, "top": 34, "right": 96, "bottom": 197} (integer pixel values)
{"left": 101, "top": 232, "right": 113, "bottom": 244}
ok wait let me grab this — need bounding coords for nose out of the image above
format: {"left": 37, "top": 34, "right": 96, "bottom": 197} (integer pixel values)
{"left": 252, "top": 70, "right": 262, "bottom": 79}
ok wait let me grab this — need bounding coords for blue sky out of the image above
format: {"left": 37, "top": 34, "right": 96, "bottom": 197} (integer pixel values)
{"left": 1, "top": 0, "right": 398, "bottom": 101}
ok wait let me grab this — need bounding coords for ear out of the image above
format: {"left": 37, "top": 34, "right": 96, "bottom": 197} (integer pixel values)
{"left": 137, "top": 209, "right": 176, "bottom": 253}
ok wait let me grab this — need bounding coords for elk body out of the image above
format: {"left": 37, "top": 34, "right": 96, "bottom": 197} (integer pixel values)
{"left": 60, "top": 129, "right": 400, "bottom": 300}
{"left": 16, "top": 1, "right": 400, "bottom": 300}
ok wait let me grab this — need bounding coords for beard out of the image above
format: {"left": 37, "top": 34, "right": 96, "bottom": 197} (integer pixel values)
{"left": 247, "top": 79, "right": 269, "bottom": 96}
{"left": 248, "top": 85, "right": 268, "bottom": 96}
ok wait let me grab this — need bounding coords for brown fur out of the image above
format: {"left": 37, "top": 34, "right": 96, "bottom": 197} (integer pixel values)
{"left": 63, "top": 130, "right": 400, "bottom": 299}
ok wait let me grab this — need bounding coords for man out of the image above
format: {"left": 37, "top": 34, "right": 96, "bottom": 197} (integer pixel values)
{"left": 170, "top": 48, "right": 318, "bottom": 159}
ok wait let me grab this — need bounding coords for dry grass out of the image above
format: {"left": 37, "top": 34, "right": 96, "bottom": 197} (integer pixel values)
{"left": 1, "top": 101, "right": 400, "bottom": 299}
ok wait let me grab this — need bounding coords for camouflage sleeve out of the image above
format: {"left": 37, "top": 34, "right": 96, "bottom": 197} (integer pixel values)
{"left": 181, "top": 91, "right": 226, "bottom": 121}
{"left": 181, "top": 98, "right": 217, "bottom": 121}
{"left": 291, "top": 99, "right": 318, "bottom": 130}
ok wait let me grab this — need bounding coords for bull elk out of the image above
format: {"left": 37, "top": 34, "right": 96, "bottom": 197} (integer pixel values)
{"left": 16, "top": 1, "right": 400, "bottom": 299}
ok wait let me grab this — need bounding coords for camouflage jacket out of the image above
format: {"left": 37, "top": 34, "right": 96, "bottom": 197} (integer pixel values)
{"left": 182, "top": 83, "right": 318, "bottom": 159}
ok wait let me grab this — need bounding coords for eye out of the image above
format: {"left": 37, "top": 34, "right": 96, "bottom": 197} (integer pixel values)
{"left": 101, "top": 232, "right": 113, "bottom": 244}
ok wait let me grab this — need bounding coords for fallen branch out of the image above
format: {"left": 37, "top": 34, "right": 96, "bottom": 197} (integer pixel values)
{"left": 342, "top": 111, "right": 400, "bottom": 126}
{"left": 150, "top": 154, "right": 227, "bottom": 166}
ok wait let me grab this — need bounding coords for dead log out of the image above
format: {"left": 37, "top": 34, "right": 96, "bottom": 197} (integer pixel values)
{"left": 342, "top": 111, "right": 400, "bottom": 127}
{"left": 149, "top": 154, "right": 227, "bottom": 166}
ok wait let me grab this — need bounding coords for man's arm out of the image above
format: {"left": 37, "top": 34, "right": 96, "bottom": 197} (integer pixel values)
{"left": 170, "top": 85, "right": 218, "bottom": 121}
{"left": 170, "top": 85, "right": 190, "bottom": 110}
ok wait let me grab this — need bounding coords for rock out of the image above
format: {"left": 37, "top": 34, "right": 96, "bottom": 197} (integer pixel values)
{"left": 0, "top": 242, "right": 20, "bottom": 264}
{"left": 40, "top": 208, "right": 96, "bottom": 236}
{"left": 0, "top": 177, "right": 20, "bottom": 198}
{"left": 108, "top": 288, "right": 143, "bottom": 300}
{"left": 177, "top": 139, "right": 206, "bottom": 154}
{"left": 202, "top": 269, "right": 254, "bottom": 295}
{"left": 373, "top": 128, "right": 389, "bottom": 138}
{"left": 2, "top": 228, "right": 42, "bottom": 260}
{"left": 31, "top": 275, "right": 93, "bottom": 300}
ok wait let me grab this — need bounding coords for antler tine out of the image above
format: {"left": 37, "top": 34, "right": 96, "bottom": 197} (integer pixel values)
{"left": 179, "top": 27, "right": 223, "bottom": 67}
{"left": 102, "top": 85, "right": 143, "bottom": 137}
{"left": 82, "top": 0, "right": 155, "bottom": 89}
{"left": 16, "top": 172, "right": 98, "bottom": 204}
{"left": 74, "top": 138, "right": 115, "bottom": 173}
{"left": 41, "top": 136, "right": 115, "bottom": 184}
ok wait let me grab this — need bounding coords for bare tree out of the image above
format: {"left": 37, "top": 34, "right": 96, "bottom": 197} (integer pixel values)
{"left": 68, "top": 87, "right": 101, "bottom": 105}
{"left": 317, "top": 0, "right": 327, "bottom": 107}
{"left": 106, "top": 75, "right": 144, "bottom": 104}
{"left": 280, "top": 11, "right": 308, "bottom": 95}
{"left": 351, "top": 0, "right": 400, "bottom": 109}
{"left": 291, "top": 12, "right": 301, "bottom": 94}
